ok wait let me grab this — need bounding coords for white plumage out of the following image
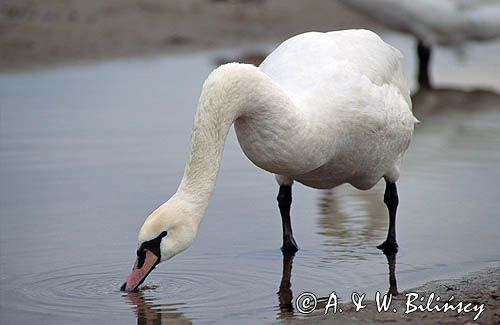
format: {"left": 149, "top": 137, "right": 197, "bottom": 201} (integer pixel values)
{"left": 340, "top": 0, "right": 500, "bottom": 46}
{"left": 339, "top": 0, "right": 500, "bottom": 87}
{"left": 121, "top": 30, "right": 417, "bottom": 292}
{"left": 255, "top": 30, "right": 415, "bottom": 189}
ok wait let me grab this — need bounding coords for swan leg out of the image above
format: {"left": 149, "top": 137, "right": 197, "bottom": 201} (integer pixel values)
{"left": 417, "top": 39, "right": 432, "bottom": 89}
{"left": 277, "top": 185, "right": 299, "bottom": 253}
{"left": 377, "top": 180, "right": 399, "bottom": 253}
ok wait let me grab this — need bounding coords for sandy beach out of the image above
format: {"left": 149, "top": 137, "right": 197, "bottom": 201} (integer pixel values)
{"left": 0, "top": 0, "right": 380, "bottom": 71}
{"left": 288, "top": 265, "right": 500, "bottom": 324}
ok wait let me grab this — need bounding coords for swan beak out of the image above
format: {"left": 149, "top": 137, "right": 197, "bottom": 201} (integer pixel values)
{"left": 120, "top": 249, "right": 159, "bottom": 292}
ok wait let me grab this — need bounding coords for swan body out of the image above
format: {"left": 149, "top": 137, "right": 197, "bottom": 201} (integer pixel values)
{"left": 254, "top": 30, "right": 414, "bottom": 189}
{"left": 340, "top": 0, "right": 500, "bottom": 46}
{"left": 121, "top": 29, "right": 417, "bottom": 292}
{"left": 339, "top": 0, "right": 500, "bottom": 88}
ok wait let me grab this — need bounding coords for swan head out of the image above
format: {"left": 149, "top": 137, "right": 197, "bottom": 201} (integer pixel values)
{"left": 121, "top": 196, "right": 199, "bottom": 292}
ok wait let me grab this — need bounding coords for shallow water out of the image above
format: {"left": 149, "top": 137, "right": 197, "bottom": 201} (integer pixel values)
{"left": 1, "top": 36, "right": 500, "bottom": 324}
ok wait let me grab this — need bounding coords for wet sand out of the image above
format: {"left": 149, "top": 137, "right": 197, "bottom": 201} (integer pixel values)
{"left": 289, "top": 265, "right": 500, "bottom": 324}
{"left": 0, "top": 0, "right": 378, "bottom": 71}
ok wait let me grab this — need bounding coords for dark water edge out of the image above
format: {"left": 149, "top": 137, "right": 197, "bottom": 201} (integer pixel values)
{"left": 1, "top": 37, "right": 500, "bottom": 324}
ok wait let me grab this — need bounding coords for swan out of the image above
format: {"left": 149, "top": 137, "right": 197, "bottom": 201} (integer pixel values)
{"left": 120, "top": 29, "right": 418, "bottom": 292}
{"left": 339, "top": 0, "right": 500, "bottom": 88}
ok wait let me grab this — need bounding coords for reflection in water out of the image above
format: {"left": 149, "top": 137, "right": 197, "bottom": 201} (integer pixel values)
{"left": 412, "top": 87, "right": 500, "bottom": 117}
{"left": 407, "top": 87, "right": 500, "bottom": 180}
{"left": 317, "top": 187, "right": 388, "bottom": 261}
{"left": 124, "top": 291, "right": 192, "bottom": 325}
{"left": 121, "top": 88, "right": 500, "bottom": 322}
{"left": 274, "top": 250, "right": 399, "bottom": 318}
{"left": 316, "top": 188, "right": 400, "bottom": 296}
{"left": 2, "top": 46, "right": 500, "bottom": 323}
{"left": 276, "top": 252, "right": 295, "bottom": 319}
{"left": 309, "top": 86, "right": 500, "bottom": 305}
{"left": 385, "top": 251, "right": 399, "bottom": 296}
{"left": 121, "top": 250, "right": 399, "bottom": 322}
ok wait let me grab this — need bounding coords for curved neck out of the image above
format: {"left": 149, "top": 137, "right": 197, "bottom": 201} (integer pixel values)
{"left": 175, "top": 64, "right": 296, "bottom": 222}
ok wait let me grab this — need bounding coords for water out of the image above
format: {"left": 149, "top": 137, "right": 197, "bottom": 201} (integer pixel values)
{"left": 1, "top": 36, "right": 500, "bottom": 324}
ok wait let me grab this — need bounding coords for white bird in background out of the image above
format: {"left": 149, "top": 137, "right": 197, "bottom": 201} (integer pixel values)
{"left": 339, "top": 0, "right": 500, "bottom": 88}
{"left": 121, "top": 30, "right": 418, "bottom": 292}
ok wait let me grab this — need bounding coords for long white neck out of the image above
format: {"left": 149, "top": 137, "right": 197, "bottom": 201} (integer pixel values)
{"left": 173, "top": 63, "right": 299, "bottom": 224}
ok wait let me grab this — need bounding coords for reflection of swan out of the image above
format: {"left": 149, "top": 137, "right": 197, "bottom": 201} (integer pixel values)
{"left": 339, "top": 0, "right": 500, "bottom": 88}
{"left": 385, "top": 250, "right": 398, "bottom": 296}
{"left": 121, "top": 30, "right": 417, "bottom": 291}
{"left": 317, "top": 186, "right": 388, "bottom": 258}
{"left": 124, "top": 291, "right": 192, "bottom": 324}
{"left": 408, "top": 87, "right": 500, "bottom": 169}
{"left": 412, "top": 87, "right": 500, "bottom": 116}
{"left": 318, "top": 186, "right": 399, "bottom": 294}
{"left": 276, "top": 252, "right": 295, "bottom": 319}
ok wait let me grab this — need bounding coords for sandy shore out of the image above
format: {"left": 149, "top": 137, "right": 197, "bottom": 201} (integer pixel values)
{"left": 0, "top": 0, "right": 382, "bottom": 71}
{"left": 288, "top": 265, "right": 500, "bottom": 324}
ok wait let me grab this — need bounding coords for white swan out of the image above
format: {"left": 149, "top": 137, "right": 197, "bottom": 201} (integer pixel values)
{"left": 121, "top": 29, "right": 417, "bottom": 292}
{"left": 339, "top": 0, "right": 500, "bottom": 88}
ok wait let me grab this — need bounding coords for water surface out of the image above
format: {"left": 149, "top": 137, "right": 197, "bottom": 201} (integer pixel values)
{"left": 1, "top": 36, "right": 500, "bottom": 324}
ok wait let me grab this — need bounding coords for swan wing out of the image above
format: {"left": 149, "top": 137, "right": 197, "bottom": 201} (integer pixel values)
{"left": 259, "top": 30, "right": 413, "bottom": 117}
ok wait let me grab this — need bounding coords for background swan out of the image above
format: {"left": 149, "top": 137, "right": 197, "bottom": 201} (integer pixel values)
{"left": 121, "top": 29, "right": 417, "bottom": 292}
{"left": 339, "top": 0, "right": 500, "bottom": 88}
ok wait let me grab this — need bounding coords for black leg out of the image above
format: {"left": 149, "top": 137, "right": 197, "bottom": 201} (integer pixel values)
{"left": 277, "top": 185, "right": 298, "bottom": 253}
{"left": 377, "top": 180, "right": 399, "bottom": 253}
{"left": 417, "top": 39, "right": 432, "bottom": 89}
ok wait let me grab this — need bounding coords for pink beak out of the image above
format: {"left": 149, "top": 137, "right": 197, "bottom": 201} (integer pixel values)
{"left": 121, "top": 249, "right": 159, "bottom": 292}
